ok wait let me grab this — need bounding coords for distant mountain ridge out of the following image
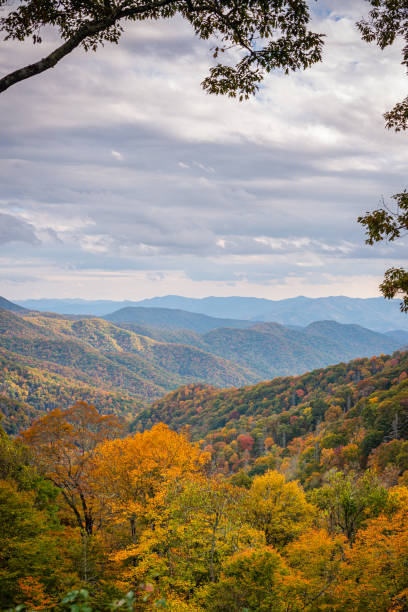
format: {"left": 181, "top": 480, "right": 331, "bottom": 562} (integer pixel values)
{"left": 104, "top": 306, "right": 402, "bottom": 379}
{"left": 132, "top": 295, "right": 407, "bottom": 331}
{"left": 15, "top": 294, "right": 408, "bottom": 331}
{"left": 105, "top": 306, "right": 258, "bottom": 332}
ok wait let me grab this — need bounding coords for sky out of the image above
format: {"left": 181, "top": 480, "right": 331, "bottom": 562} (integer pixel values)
{"left": 0, "top": 0, "right": 407, "bottom": 301}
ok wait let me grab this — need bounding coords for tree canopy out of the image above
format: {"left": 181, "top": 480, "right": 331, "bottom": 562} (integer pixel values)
{"left": 0, "top": 0, "right": 324, "bottom": 95}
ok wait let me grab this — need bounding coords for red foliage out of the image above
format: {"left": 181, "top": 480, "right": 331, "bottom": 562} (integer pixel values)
{"left": 237, "top": 433, "right": 254, "bottom": 452}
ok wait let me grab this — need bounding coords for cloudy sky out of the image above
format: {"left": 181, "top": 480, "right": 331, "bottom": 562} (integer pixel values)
{"left": 0, "top": 0, "right": 407, "bottom": 301}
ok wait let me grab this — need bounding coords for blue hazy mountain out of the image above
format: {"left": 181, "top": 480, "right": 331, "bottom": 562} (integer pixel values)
{"left": 131, "top": 295, "right": 407, "bottom": 331}
{"left": 14, "top": 298, "right": 134, "bottom": 316}
{"left": 15, "top": 295, "right": 408, "bottom": 331}
{"left": 105, "top": 307, "right": 258, "bottom": 332}
{"left": 385, "top": 329, "right": 408, "bottom": 344}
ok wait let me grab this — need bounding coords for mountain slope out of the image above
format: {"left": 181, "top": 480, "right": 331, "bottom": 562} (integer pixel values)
{"left": 104, "top": 306, "right": 257, "bottom": 332}
{"left": 0, "top": 311, "right": 257, "bottom": 418}
{"left": 107, "top": 319, "right": 403, "bottom": 376}
{"left": 0, "top": 296, "right": 29, "bottom": 313}
{"left": 303, "top": 320, "right": 400, "bottom": 355}
{"left": 198, "top": 321, "right": 400, "bottom": 379}
{"left": 0, "top": 346, "right": 144, "bottom": 430}
{"left": 111, "top": 322, "right": 206, "bottom": 349}
{"left": 133, "top": 350, "right": 408, "bottom": 486}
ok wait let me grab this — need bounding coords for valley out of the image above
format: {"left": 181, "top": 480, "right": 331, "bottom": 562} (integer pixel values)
{"left": 0, "top": 296, "right": 405, "bottom": 433}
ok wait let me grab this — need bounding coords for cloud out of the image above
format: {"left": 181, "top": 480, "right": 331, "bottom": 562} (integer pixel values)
{"left": 111, "top": 150, "right": 124, "bottom": 161}
{"left": 0, "top": 1, "right": 406, "bottom": 299}
{"left": 0, "top": 213, "right": 39, "bottom": 246}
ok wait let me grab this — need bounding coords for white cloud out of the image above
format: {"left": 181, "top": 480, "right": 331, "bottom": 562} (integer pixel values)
{"left": 111, "top": 150, "right": 124, "bottom": 161}
{"left": 0, "top": 1, "right": 407, "bottom": 299}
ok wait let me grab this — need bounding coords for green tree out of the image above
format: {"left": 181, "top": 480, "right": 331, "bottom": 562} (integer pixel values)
{"left": 311, "top": 470, "right": 389, "bottom": 541}
{"left": 0, "top": 0, "right": 323, "bottom": 95}
{"left": 357, "top": 0, "right": 408, "bottom": 133}
{"left": 0, "top": 480, "right": 62, "bottom": 608}
{"left": 199, "top": 547, "right": 288, "bottom": 612}
{"left": 0, "top": 429, "right": 78, "bottom": 609}
{"left": 357, "top": 2, "right": 408, "bottom": 311}
{"left": 358, "top": 192, "right": 408, "bottom": 312}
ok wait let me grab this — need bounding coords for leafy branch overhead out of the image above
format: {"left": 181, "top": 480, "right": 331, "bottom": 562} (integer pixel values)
{"left": 356, "top": 1, "right": 408, "bottom": 311}
{"left": 0, "top": 0, "right": 324, "bottom": 95}
{"left": 357, "top": 0, "right": 408, "bottom": 132}
{"left": 359, "top": 191, "right": 408, "bottom": 313}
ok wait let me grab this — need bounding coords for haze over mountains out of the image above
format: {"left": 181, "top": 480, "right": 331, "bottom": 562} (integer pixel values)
{"left": 16, "top": 295, "right": 408, "bottom": 332}
{"left": 105, "top": 307, "right": 256, "bottom": 332}
{"left": 0, "top": 294, "right": 407, "bottom": 433}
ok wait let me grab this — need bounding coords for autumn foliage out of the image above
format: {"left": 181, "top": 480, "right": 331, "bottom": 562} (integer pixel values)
{"left": 2, "top": 393, "right": 408, "bottom": 610}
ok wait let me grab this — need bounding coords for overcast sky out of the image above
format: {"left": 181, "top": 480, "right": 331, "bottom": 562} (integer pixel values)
{"left": 0, "top": 0, "right": 407, "bottom": 301}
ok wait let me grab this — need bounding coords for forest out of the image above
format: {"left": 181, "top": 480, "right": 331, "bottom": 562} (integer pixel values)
{"left": 2, "top": 348, "right": 408, "bottom": 611}
{"left": 135, "top": 351, "right": 408, "bottom": 486}
{"left": 2, "top": 0, "right": 408, "bottom": 608}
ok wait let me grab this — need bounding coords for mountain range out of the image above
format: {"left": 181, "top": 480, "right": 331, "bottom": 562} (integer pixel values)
{"left": 105, "top": 306, "right": 402, "bottom": 379}
{"left": 16, "top": 294, "right": 408, "bottom": 331}
{"left": 0, "top": 295, "right": 406, "bottom": 433}
{"left": 105, "top": 306, "right": 256, "bottom": 332}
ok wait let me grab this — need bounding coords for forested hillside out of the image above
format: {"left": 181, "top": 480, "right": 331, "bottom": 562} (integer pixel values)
{"left": 0, "top": 348, "right": 143, "bottom": 432}
{"left": 198, "top": 320, "right": 400, "bottom": 378}
{"left": 1, "top": 306, "right": 403, "bottom": 434}
{"left": 0, "top": 310, "right": 258, "bottom": 431}
{"left": 134, "top": 350, "right": 408, "bottom": 486}
{"left": 0, "top": 296, "right": 28, "bottom": 313}
{"left": 106, "top": 308, "right": 402, "bottom": 377}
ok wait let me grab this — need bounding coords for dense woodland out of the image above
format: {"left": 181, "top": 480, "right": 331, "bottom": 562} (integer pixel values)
{"left": 2, "top": 347, "right": 408, "bottom": 610}
{"left": 135, "top": 351, "right": 408, "bottom": 486}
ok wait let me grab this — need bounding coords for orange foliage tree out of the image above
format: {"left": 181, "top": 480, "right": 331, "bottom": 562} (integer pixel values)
{"left": 90, "top": 423, "right": 209, "bottom": 542}
{"left": 20, "top": 401, "right": 123, "bottom": 535}
{"left": 337, "top": 506, "right": 408, "bottom": 611}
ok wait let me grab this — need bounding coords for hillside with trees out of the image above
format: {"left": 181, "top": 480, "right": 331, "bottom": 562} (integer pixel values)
{"left": 134, "top": 350, "right": 408, "bottom": 487}
{"left": 0, "top": 305, "right": 404, "bottom": 433}
{"left": 0, "top": 309, "right": 257, "bottom": 431}
{"left": 2, "top": 398, "right": 408, "bottom": 610}
{"left": 107, "top": 309, "right": 401, "bottom": 378}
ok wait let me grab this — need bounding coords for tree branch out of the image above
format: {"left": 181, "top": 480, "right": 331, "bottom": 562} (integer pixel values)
{"left": 0, "top": 0, "right": 176, "bottom": 93}
{"left": 0, "top": 18, "right": 110, "bottom": 93}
